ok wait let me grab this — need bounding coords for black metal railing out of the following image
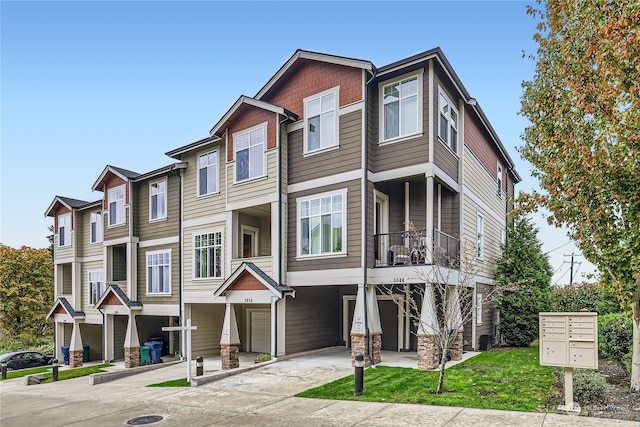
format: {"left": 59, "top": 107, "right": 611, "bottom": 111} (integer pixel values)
{"left": 374, "top": 228, "right": 459, "bottom": 268}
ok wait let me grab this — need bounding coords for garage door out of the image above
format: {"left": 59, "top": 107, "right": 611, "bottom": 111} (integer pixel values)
{"left": 251, "top": 311, "right": 271, "bottom": 353}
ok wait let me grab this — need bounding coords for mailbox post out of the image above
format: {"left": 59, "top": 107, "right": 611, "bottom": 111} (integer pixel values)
{"left": 539, "top": 312, "right": 598, "bottom": 413}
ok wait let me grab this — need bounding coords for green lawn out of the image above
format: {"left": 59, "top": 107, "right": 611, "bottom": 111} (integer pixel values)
{"left": 147, "top": 378, "right": 191, "bottom": 387}
{"left": 1, "top": 363, "right": 111, "bottom": 382}
{"left": 297, "top": 347, "right": 555, "bottom": 412}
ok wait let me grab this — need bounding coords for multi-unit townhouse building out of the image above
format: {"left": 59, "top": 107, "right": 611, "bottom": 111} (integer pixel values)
{"left": 45, "top": 48, "right": 520, "bottom": 369}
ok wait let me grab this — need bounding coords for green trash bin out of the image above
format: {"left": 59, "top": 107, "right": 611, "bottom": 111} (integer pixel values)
{"left": 140, "top": 346, "right": 150, "bottom": 365}
{"left": 83, "top": 345, "right": 90, "bottom": 362}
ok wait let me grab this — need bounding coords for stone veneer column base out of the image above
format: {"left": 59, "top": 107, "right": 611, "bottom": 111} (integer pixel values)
{"left": 221, "top": 344, "right": 239, "bottom": 370}
{"left": 69, "top": 349, "right": 84, "bottom": 368}
{"left": 417, "top": 334, "right": 439, "bottom": 370}
{"left": 449, "top": 330, "right": 464, "bottom": 361}
{"left": 124, "top": 346, "right": 140, "bottom": 368}
{"left": 350, "top": 332, "right": 382, "bottom": 367}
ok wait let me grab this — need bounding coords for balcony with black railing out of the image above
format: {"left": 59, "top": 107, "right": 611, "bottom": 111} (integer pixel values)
{"left": 374, "top": 228, "right": 459, "bottom": 268}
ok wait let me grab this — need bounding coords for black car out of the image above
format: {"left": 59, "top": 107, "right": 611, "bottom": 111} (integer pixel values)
{"left": 0, "top": 351, "right": 55, "bottom": 370}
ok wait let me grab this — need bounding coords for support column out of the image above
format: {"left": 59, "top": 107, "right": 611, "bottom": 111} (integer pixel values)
{"left": 123, "top": 314, "right": 140, "bottom": 368}
{"left": 425, "top": 175, "right": 434, "bottom": 264}
{"left": 350, "top": 284, "right": 382, "bottom": 367}
{"left": 447, "top": 288, "right": 464, "bottom": 361}
{"left": 69, "top": 322, "right": 84, "bottom": 368}
{"left": 417, "top": 283, "right": 440, "bottom": 369}
{"left": 220, "top": 303, "right": 240, "bottom": 370}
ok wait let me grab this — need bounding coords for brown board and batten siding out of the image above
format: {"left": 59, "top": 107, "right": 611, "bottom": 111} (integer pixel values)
{"left": 287, "top": 180, "right": 361, "bottom": 272}
{"left": 136, "top": 242, "right": 180, "bottom": 305}
{"left": 133, "top": 173, "right": 180, "bottom": 239}
{"left": 287, "top": 111, "right": 362, "bottom": 185}
{"left": 285, "top": 286, "right": 340, "bottom": 354}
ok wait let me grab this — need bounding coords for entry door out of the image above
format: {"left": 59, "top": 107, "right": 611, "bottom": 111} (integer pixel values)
{"left": 250, "top": 311, "right": 271, "bottom": 353}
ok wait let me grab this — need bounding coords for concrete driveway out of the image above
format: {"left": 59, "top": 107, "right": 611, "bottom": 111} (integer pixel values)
{"left": 0, "top": 347, "right": 636, "bottom": 426}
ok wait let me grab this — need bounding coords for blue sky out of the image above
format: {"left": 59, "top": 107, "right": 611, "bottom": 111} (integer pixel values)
{"left": 0, "top": 0, "right": 596, "bottom": 284}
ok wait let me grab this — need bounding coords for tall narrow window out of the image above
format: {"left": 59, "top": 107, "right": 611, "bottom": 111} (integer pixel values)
{"left": 497, "top": 163, "right": 503, "bottom": 194}
{"left": 58, "top": 213, "right": 71, "bottom": 247}
{"left": 439, "top": 90, "right": 459, "bottom": 153}
{"left": 147, "top": 251, "right": 171, "bottom": 294}
{"left": 476, "top": 292, "right": 483, "bottom": 324}
{"left": 476, "top": 213, "right": 484, "bottom": 259}
{"left": 382, "top": 76, "right": 419, "bottom": 140}
{"left": 299, "top": 192, "right": 344, "bottom": 256}
{"left": 108, "top": 185, "right": 125, "bottom": 226}
{"left": 88, "top": 270, "right": 104, "bottom": 305}
{"left": 194, "top": 232, "right": 222, "bottom": 279}
{"left": 305, "top": 88, "right": 337, "bottom": 152}
{"left": 90, "top": 211, "right": 102, "bottom": 243}
{"left": 150, "top": 180, "right": 167, "bottom": 220}
{"left": 235, "top": 125, "right": 265, "bottom": 182}
{"left": 198, "top": 150, "right": 218, "bottom": 196}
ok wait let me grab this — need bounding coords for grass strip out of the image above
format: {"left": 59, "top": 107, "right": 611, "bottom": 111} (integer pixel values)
{"left": 147, "top": 378, "right": 190, "bottom": 387}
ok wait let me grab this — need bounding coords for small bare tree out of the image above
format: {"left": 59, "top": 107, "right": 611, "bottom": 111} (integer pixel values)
{"left": 378, "top": 224, "right": 501, "bottom": 394}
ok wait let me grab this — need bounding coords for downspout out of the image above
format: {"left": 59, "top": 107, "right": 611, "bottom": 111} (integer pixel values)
{"left": 276, "top": 113, "right": 288, "bottom": 358}
{"left": 170, "top": 165, "right": 183, "bottom": 352}
{"left": 363, "top": 68, "right": 377, "bottom": 365}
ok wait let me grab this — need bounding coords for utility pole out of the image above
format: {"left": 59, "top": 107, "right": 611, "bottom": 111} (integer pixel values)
{"left": 563, "top": 253, "right": 583, "bottom": 285}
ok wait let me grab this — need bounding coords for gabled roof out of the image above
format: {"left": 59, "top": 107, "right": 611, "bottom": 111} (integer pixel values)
{"left": 255, "top": 49, "right": 374, "bottom": 101}
{"left": 209, "top": 96, "right": 298, "bottom": 137}
{"left": 214, "top": 262, "right": 295, "bottom": 298}
{"left": 46, "top": 297, "right": 85, "bottom": 320}
{"left": 45, "top": 196, "right": 99, "bottom": 217}
{"left": 94, "top": 284, "right": 143, "bottom": 311}
{"left": 165, "top": 136, "right": 221, "bottom": 159}
{"left": 131, "top": 162, "right": 187, "bottom": 182}
{"left": 92, "top": 165, "right": 141, "bottom": 191}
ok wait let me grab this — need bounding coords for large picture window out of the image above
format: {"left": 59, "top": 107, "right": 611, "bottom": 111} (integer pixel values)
{"left": 88, "top": 270, "right": 104, "bottom": 305}
{"left": 90, "top": 211, "right": 102, "bottom": 243}
{"left": 149, "top": 180, "right": 167, "bottom": 220}
{"left": 235, "top": 125, "right": 265, "bottom": 182}
{"left": 108, "top": 185, "right": 125, "bottom": 226}
{"left": 147, "top": 250, "right": 171, "bottom": 294}
{"left": 304, "top": 88, "right": 337, "bottom": 153}
{"left": 198, "top": 150, "right": 218, "bottom": 196}
{"left": 382, "top": 75, "right": 419, "bottom": 141}
{"left": 58, "top": 213, "right": 71, "bottom": 247}
{"left": 299, "top": 192, "right": 345, "bottom": 256}
{"left": 438, "top": 90, "right": 458, "bottom": 153}
{"left": 194, "top": 232, "right": 222, "bottom": 279}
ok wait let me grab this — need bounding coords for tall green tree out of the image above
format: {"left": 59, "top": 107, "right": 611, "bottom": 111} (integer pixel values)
{"left": 495, "top": 217, "right": 553, "bottom": 346}
{"left": 519, "top": 0, "right": 640, "bottom": 389}
{"left": 0, "top": 245, "right": 54, "bottom": 337}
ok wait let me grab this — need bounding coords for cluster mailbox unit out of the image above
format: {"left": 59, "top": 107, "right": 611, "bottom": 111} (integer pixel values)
{"left": 539, "top": 312, "right": 598, "bottom": 412}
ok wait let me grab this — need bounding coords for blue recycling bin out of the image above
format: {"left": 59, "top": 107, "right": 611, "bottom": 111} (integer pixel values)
{"left": 61, "top": 346, "right": 70, "bottom": 365}
{"left": 144, "top": 341, "right": 163, "bottom": 364}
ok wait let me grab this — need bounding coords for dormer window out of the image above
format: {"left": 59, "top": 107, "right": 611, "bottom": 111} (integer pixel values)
{"left": 108, "top": 185, "right": 125, "bottom": 226}
{"left": 234, "top": 124, "right": 265, "bottom": 183}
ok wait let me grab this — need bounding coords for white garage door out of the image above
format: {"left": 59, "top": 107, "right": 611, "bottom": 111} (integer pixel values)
{"left": 251, "top": 311, "right": 271, "bottom": 353}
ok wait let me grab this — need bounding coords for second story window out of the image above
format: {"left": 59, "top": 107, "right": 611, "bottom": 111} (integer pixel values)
{"left": 90, "top": 211, "right": 102, "bottom": 243}
{"left": 150, "top": 180, "right": 167, "bottom": 221}
{"left": 439, "top": 90, "right": 458, "bottom": 153}
{"left": 497, "top": 163, "right": 503, "bottom": 194}
{"left": 88, "top": 270, "right": 104, "bottom": 305}
{"left": 108, "top": 185, "right": 125, "bottom": 226}
{"left": 147, "top": 250, "right": 171, "bottom": 295}
{"left": 304, "top": 88, "right": 338, "bottom": 153}
{"left": 382, "top": 75, "right": 419, "bottom": 141}
{"left": 58, "top": 213, "right": 71, "bottom": 247}
{"left": 194, "top": 232, "right": 222, "bottom": 279}
{"left": 198, "top": 150, "right": 218, "bottom": 196}
{"left": 235, "top": 124, "right": 265, "bottom": 183}
{"left": 299, "top": 191, "right": 345, "bottom": 256}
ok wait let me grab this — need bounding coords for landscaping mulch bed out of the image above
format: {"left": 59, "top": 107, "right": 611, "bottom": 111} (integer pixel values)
{"left": 587, "top": 359, "right": 640, "bottom": 422}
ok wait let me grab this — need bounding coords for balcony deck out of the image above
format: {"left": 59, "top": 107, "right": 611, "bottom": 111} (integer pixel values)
{"left": 374, "top": 228, "right": 459, "bottom": 269}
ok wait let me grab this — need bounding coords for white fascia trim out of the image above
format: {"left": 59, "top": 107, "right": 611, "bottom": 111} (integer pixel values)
{"left": 287, "top": 268, "right": 362, "bottom": 286}
{"left": 225, "top": 192, "right": 278, "bottom": 211}
{"left": 463, "top": 186, "right": 506, "bottom": 226}
{"left": 139, "top": 304, "right": 180, "bottom": 316}
{"left": 286, "top": 102, "right": 363, "bottom": 134}
{"left": 369, "top": 163, "right": 426, "bottom": 183}
{"left": 103, "top": 236, "right": 140, "bottom": 246}
{"left": 182, "top": 292, "right": 227, "bottom": 304}
{"left": 139, "top": 235, "right": 179, "bottom": 248}
{"left": 288, "top": 169, "right": 361, "bottom": 194}
{"left": 183, "top": 214, "right": 227, "bottom": 229}
{"left": 54, "top": 257, "right": 74, "bottom": 265}
{"left": 431, "top": 164, "right": 460, "bottom": 191}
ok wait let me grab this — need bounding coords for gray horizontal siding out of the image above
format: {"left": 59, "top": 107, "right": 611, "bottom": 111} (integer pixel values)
{"left": 285, "top": 286, "right": 340, "bottom": 354}
{"left": 134, "top": 174, "right": 180, "bottom": 239}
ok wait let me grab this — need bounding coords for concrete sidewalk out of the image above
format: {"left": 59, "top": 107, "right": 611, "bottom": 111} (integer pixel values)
{"left": 1, "top": 347, "right": 636, "bottom": 426}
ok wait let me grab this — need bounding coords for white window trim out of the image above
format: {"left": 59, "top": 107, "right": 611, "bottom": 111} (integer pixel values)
{"left": 303, "top": 86, "right": 340, "bottom": 155}
{"left": 146, "top": 249, "right": 172, "bottom": 295}
{"left": 437, "top": 87, "right": 459, "bottom": 155}
{"left": 88, "top": 270, "right": 104, "bottom": 306}
{"left": 149, "top": 179, "right": 168, "bottom": 222}
{"left": 296, "top": 188, "right": 348, "bottom": 259}
{"left": 197, "top": 149, "right": 219, "bottom": 198}
{"left": 497, "top": 162, "right": 504, "bottom": 197}
{"left": 192, "top": 230, "right": 223, "bottom": 280}
{"left": 476, "top": 292, "right": 483, "bottom": 324}
{"left": 240, "top": 225, "right": 260, "bottom": 258}
{"left": 233, "top": 122, "right": 267, "bottom": 184}
{"left": 378, "top": 70, "right": 423, "bottom": 144}
{"left": 107, "top": 184, "right": 126, "bottom": 227}
{"left": 476, "top": 212, "right": 484, "bottom": 260}
{"left": 58, "top": 213, "right": 71, "bottom": 247}
{"left": 90, "top": 211, "right": 103, "bottom": 244}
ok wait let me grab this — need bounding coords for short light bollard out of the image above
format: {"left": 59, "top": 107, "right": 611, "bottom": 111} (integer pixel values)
{"left": 196, "top": 355, "right": 203, "bottom": 377}
{"left": 52, "top": 359, "right": 59, "bottom": 382}
{"left": 354, "top": 352, "right": 364, "bottom": 396}
{"left": 1, "top": 362, "right": 7, "bottom": 380}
